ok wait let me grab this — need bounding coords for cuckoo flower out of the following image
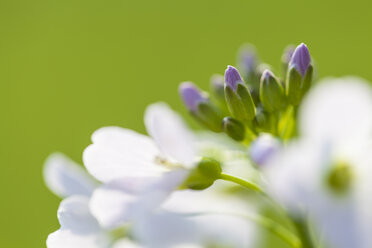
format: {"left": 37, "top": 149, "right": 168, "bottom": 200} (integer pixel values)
{"left": 265, "top": 77, "right": 372, "bottom": 248}
{"left": 43, "top": 153, "right": 97, "bottom": 198}
{"left": 47, "top": 195, "right": 141, "bottom": 248}
{"left": 84, "top": 103, "right": 199, "bottom": 228}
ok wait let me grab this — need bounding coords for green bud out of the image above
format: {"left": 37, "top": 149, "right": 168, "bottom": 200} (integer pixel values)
{"left": 197, "top": 158, "right": 222, "bottom": 179}
{"left": 260, "top": 70, "right": 285, "bottom": 112}
{"left": 180, "top": 82, "right": 223, "bottom": 132}
{"left": 285, "top": 43, "right": 313, "bottom": 106}
{"left": 180, "top": 158, "right": 222, "bottom": 190}
{"left": 224, "top": 66, "right": 256, "bottom": 122}
{"left": 286, "top": 67, "right": 303, "bottom": 106}
{"left": 222, "top": 117, "right": 245, "bottom": 141}
{"left": 194, "top": 102, "right": 223, "bottom": 132}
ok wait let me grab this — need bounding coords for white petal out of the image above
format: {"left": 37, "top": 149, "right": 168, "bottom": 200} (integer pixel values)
{"left": 44, "top": 153, "right": 97, "bottom": 198}
{"left": 162, "top": 187, "right": 252, "bottom": 216}
{"left": 145, "top": 102, "right": 196, "bottom": 167}
{"left": 300, "top": 77, "right": 372, "bottom": 146}
{"left": 47, "top": 195, "right": 110, "bottom": 248}
{"left": 57, "top": 195, "right": 101, "bottom": 232}
{"left": 264, "top": 140, "right": 327, "bottom": 213}
{"left": 47, "top": 229, "right": 109, "bottom": 248}
{"left": 112, "top": 239, "right": 142, "bottom": 248}
{"left": 83, "top": 127, "right": 165, "bottom": 183}
{"left": 90, "top": 170, "right": 187, "bottom": 229}
{"left": 134, "top": 211, "right": 255, "bottom": 248}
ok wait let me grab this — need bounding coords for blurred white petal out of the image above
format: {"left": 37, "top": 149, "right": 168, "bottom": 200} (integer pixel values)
{"left": 90, "top": 170, "right": 187, "bottom": 229}
{"left": 145, "top": 102, "right": 196, "bottom": 166}
{"left": 134, "top": 211, "right": 255, "bottom": 248}
{"left": 134, "top": 187, "right": 256, "bottom": 248}
{"left": 83, "top": 126, "right": 166, "bottom": 183}
{"left": 47, "top": 195, "right": 110, "bottom": 248}
{"left": 162, "top": 187, "right": 252, "bottom": 215}
{"left": 300, "top": 77, "right": 372, "bottom": 147}
{"left": 112, "top": 239, "right": 142, "bottom": 248}
{"left": 44, "top": 153, "right": 97, "bottom": 198}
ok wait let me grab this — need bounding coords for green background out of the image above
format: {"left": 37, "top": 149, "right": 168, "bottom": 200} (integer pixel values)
{"left": 1, "top": 0, "right": 371, "bottom": 247}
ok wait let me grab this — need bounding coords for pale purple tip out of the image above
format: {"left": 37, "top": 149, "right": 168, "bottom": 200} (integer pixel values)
{"left": 211, "top": 74, "right": 224, "bottom": 89}
{"left": 282, "top": 45, "right": 295, "bottom": 64}
{"left": 289, "top": 43, "right": 311, "bottom": 76}
{"left": 261, "top": 69, "right": 274, "bottom": 82}
{"left": 250, "top": 134, "right": 280, "bottom": 166}
{"left": 179, "top": 82, "right": 206, "bottom": 112}
{"left": 224, "top": 65, "right": 243, "bottom": 91}
{"left": 240, "top": 49, "right": 257, "bottom": 72}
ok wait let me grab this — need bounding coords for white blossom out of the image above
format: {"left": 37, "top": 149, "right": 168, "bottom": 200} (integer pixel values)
{"left": 265, "top": 77, "right": 372, "bottom": 248}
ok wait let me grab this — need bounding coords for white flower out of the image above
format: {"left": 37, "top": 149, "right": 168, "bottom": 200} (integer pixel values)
{"left": 133, "top": 188, "right": 256, "bottom": 248}
{"left": 46, "top": 196, "right": 111, "bottom": 248}
{"left": 265, "top": 77, "right": 372, "bottom": 248}
{"left": 84, "top": 103, "right": 198, "bottom": 228}
{"left": 43, "top": 153, "right": 97, "bottom": 198}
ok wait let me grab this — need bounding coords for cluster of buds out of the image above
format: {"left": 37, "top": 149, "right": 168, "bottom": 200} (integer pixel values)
{"left": 179, "top": 43, "right": 313, "bottom": 142}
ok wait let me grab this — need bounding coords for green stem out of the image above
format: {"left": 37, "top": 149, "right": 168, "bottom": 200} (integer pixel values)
{"left": 192, "top": 212, "right": 301, "bottom": 248}
{"left": 245, "top": 213, "right": 302, "bottom": 248}
{"left": 218, "top": 172, "right": 263, "bottom": 193}
{"left": 291, "top": 216, "right": 315, "bottom": 248}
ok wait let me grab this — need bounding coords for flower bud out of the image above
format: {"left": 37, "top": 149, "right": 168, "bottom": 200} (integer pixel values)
{"left": 286, "top": 43, "right": 313, "bottom": 106}
{"left": 179, "top": 82, "right": 223, "bottom": 132}
{"left": 210, "top": 74, "right": 225, "bottom": 102}
{"left": 181, "top": 158, "right": 222, "bottom": 190}
{"left": 222, "top": 117, "right": 245, "bottom": 141}
{"left": 281, "top": 45, "right": 295, "bottom": 77}
{"left": 238, "top": 44, "right": 259, "bottom": 88}
{"left": 197, "top": 158, "right": 222, "bottom": 179}
{"left": 260, "top": 69, "right": 285, "bottom": 112}
{"left": 224, "top": 66, "right": 256, "bottom": 122}
{"left": 249, "top": 134, "right": 280, "bottom": 166}
{"left": 179, "top": 82, "right": 207, "bottom": 112}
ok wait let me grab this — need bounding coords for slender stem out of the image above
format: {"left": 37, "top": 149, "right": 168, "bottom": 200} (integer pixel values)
{"left": 291, "top": 216, "right": 315, "bottom": 248}
{"left": 189, "top": 212, "right": 301, "bottom": 248}
{"left": 244, "top": 213, "right": 302, "bottom": 248}
{"left": 218, "top": 172, "right": 263, "bottom": 193}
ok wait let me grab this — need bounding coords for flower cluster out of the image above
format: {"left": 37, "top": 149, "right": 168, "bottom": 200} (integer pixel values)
{"left": 44, "top": 43, "right": 372, "bottom": 248}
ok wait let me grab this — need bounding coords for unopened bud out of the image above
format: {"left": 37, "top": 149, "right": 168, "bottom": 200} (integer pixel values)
{"left": 210, "top": 74, "right": 225, "bottom": 101}
{"left": 181, "top": 158, "right": 222, "bottom": 190}
{"left": 238, "top": 44, "right": 259, "bottom": 88}
{"left": 260, "top": 69, "right": 285, "bottom": 112}
{"left": 179, "top": 82, "right": 223, "bottom": 132}
{"left": 224, "top": 66, "right": 256, "bottom": 122}
{"left": 250, "top": 134, "right": 280, "bottom": 166}
{"left": 222, "top": 117, "right": 245, "bottom": 141}
{"left": 286, "top": 43, "right": 313, "bottom": 106}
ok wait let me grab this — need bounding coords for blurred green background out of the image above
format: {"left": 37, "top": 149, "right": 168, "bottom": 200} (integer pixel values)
{"left": 1, "top": 0, "right": 372, "bottom": 247}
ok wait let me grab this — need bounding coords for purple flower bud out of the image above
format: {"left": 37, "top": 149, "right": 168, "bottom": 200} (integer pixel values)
{"left": 211, "top": 74, "right": 224, "bottom": 89}
{"left": 179, "top": 82, "right": 207, "bottom": 112}
{"left": 289, "top": 43, "right": 311, "bottom": 76}
{"left": 238, "top": 44, "right": 257, "bottom": 74}
{"left": 261, "top": 69, "right": 274, "bottom": 81}
{"left": 250, "top": 134, "right": 280, "bottom": 166}
{"left": 282, "top": 45, "right": 295, "bottom": 65}
{"left": 224, "top": 65, "right": 243, "bottom": 91}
